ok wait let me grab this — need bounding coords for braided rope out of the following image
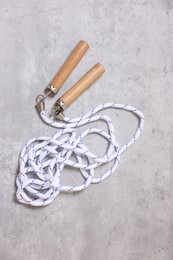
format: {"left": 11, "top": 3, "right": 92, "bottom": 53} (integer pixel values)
{"left": 16, "top": 103, "right": 144, "bottom": 206}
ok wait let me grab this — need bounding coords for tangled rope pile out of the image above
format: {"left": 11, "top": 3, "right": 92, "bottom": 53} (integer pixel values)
{"left": 16, "top": 103, "right": 144, "bottom": 206}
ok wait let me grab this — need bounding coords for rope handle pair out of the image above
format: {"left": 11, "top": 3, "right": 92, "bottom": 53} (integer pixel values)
{"left": 36, "top": 41, "right": 105, "bottom": 120}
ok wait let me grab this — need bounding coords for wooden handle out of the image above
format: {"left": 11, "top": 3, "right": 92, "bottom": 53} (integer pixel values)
{"left": 60, "top": 63, "right": 105, "bottom": 108}
{"left": 50, "top": 40, "right": 89, "bottom": 93}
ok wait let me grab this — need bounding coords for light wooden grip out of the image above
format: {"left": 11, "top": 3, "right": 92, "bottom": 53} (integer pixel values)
{"left": 61, "top": 63, "right": 105, "bottom": 108}
{"left": 50, "top": 40, "right": 89, "bottom": 93}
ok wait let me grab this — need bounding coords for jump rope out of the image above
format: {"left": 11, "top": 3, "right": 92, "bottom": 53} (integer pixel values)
{"left": 16, "top": 41, "right": 145, "bottom": 206}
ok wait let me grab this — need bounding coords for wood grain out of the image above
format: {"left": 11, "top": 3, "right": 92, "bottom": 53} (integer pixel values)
{"left": 50, "top": 40, "right": 89, "bottom": 93}
{"left": 61, "top": 63, "right": 105, "bottom": 107}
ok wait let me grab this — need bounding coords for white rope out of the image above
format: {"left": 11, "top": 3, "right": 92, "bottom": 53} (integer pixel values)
{"left": 16, "top": 102, "right": 145, "bottom": 206}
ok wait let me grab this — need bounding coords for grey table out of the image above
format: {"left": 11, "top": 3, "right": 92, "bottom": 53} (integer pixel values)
{"left": 0, "top": 0, "right": 172, "bottom": 259}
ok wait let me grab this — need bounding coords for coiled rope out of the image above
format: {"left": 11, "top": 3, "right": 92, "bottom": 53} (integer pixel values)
{"left": 16, "top": 103, "right": 144, "bottom": 206}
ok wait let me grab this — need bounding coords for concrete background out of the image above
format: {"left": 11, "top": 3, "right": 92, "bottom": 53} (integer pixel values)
{"left": 0, "top": 0, "right": 173, "bottom": 259}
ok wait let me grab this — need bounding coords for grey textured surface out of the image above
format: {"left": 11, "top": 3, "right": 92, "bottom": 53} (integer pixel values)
{"left": 0, "top": 0, "right": 173, "bottom": 259}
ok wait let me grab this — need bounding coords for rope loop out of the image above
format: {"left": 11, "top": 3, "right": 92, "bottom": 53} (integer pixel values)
{"left": 16, "top": 103, "right": 145, "bottom": 206}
